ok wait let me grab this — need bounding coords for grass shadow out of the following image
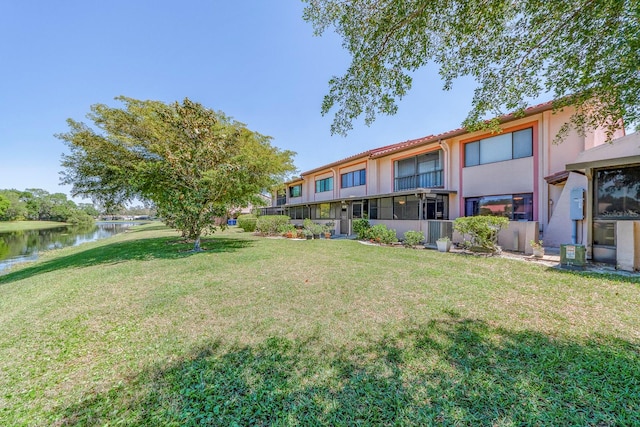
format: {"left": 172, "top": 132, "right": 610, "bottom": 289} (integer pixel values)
{"left": 0, "top": 236, "right": 253, "bottom": 286}
{"left": 54, "top": 317, "right": 640, "bottom": 426}
{"left": 547, "top": 265, "right": 640, "bottom": 284}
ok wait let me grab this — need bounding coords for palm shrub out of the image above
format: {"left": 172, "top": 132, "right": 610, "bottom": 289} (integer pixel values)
{"left": 453, "top": 215, "right": 509, "bottom": 253}
{"left": 237, "top": 214, "right": 258, "bottom": 232}
{"left": 256, "top": 215, "right": 290, "bottom": 235}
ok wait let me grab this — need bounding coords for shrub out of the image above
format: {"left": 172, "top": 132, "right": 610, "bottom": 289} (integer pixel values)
{"left": 256, "top": 215, "right": 290, "bottom": 235}
{"left": 367, "top": 224, "right": 398, "bottom": 244}
{"left": 453, "top": 215, "right": 509, "bottom": 253}
{"left": 403, "top": 230, "right": 425, "bottom": 247}
{"left": 66, "top": 211, "right": 95, "bottom": 227}
{"left": 352, "top": 218, "right": 371, "bottom": 240}
{"left": 302, "top": 218, "right": 324, "bottom": 237}
{"left": 279, "top": 223, "right": 297, "bottom": 236}
{"left": 237, "top": 214, "right": 258, "bottom": 232}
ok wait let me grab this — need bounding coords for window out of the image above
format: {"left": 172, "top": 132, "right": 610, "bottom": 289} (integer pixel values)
{"left": 287, "top": 205, "right": 310, "bottom": 220}
{"left": 369, "top": 199, "right": 378, "bottom": 219}
{"left": 464, "top": 127, "right": 533, "bottom": 167}
{"left": 341, "top": 169, "right": 366, "bottom": 188}
{"left": 394, "top": 150, "right": 443, "bottom": 191}
{"left": 593, "top": 221, "right": 616, "bottom": 246}
{"left": 393, "top": 195, "right": 420, "bottom": 220}
{"left": 465, "top": 193, "right": 533, "bottom": 220}
{"left": 423, "top": 194, "right": 449, "bottom": 220}
{"left": 380, "top": 197, "right": 393, "bottom": 219}
{"left": 289, "top": 184, "right": 301, "bottom": 198}
{"left": 594, "top": 166, "right": 640, "bottom": 219}
{"left": 315, "top": 177, "right": 333, "bottom": 193}
{"left": 276, "top": 191, "right": 286, "bottom": 206}
{"left": 316, "top": 203, "right": 331, "bottom": 219}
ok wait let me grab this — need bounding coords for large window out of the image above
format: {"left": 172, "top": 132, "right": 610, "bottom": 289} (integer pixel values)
{"left": 287, "top": 205, "right": 310, "bottom": 220}
{"left": 393, "top": 195, "right": 420, "bottom": 220}
{"left": 341, "top": 169, "right": 366, "bottom": 188}
{"left": 394, "top": 150, "right": 443, "bottom": 191}
{"left": 594, "top": 166, "right": 640, "bottom": 219}
{"left": 289, "top": 184, "right": 302, "bottom": 198}
{"left": 465, "top": 193, "right": 533, "bottom": 220}
{"left": 276, "top": 191, "right": 286, "bottom": 206}
{"left": 314, "top": 203, "right": 331, "bottom": 219}
{"left": 464, "top": 127, "right": 533, "bottom": 167}
{"left": 369, "top": 197, "right": 393, "bottom": 220}
{"left": 315, "top": 177, "right": 333, "bottom": 193}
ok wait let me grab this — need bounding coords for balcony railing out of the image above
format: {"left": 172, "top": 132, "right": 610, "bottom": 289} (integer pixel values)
{"left": 395, "top": 170, "right": 444, "bottom": 191}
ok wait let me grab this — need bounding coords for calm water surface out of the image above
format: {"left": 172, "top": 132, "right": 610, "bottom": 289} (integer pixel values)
{"left": 0, "top": 222, "right": 142, "bottom": 272}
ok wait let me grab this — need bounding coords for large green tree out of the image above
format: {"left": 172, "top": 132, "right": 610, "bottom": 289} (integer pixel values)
{"left": 0, "top": 194, "right": 9, "bottom": 219}
{"left": 303, "top": 0, "right": 639, "bottom": 140}
{"left": 58, "top": 97, "right": 296, "bottom": 251}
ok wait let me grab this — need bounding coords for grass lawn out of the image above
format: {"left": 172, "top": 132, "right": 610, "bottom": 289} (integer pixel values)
{"left": 1, "top": 224, "right": 639, "bottom": 426}
{"left": 0, "top": 220, "right": 69, "bottom": 232}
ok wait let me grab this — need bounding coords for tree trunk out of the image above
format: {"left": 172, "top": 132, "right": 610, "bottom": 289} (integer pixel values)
{"left": 193, "top": 235, "right": 202, "bottom": 252}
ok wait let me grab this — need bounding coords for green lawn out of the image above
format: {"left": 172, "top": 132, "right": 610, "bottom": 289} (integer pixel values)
{"left": 0, "top": 220, "right": 69, "bottom": 232}
{"left": 1, "top": 224, "right": 638, "bottom": 426}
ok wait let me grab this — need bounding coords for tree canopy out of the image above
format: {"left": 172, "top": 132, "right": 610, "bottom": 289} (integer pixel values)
{"left": 0, "top": 188, "right": 94, "bottom": 225}
{"left": 58, "top": 97, "right": 296, "bottom": 250}
{"left": 303, "top": 0, "right": 639, "bottom": 140}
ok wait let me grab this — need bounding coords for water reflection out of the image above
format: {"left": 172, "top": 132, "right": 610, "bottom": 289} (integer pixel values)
{"left": 0, "top": 222, "right": 142, "bottom": 272}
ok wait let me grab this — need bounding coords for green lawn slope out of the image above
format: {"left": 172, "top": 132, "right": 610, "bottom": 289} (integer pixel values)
{"left": 1, "top": 223, "right": 638, "bottom": 425}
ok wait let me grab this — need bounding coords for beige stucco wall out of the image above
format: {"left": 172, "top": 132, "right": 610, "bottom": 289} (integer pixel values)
{"left": 450, "top": 220, "right": 539, "bottom": 254}
{"left": 461, "top": 157, "right": 534, "bottom": 198}
{"left": 310, "top": 171, "right": 334, "bottom": 202}
{"left": 543, "top": 109, "right": 587, "bottom": 174}
{"left": 370, "top": 219, "right": 421, "bottom": 237}
{"left": 338, "top": 186, "right": 367, "bottom": 198}
{"left": 543, "top": 172, "right": 587, "bottom": 247}
{"left": 376, "top": 158, "right": 394, "bottom": 194}
{"left": 374, "top": 142, "right": 443, "bottom": 194}
{"left": 616, "top": 221, "right": 640, "bottom": 272}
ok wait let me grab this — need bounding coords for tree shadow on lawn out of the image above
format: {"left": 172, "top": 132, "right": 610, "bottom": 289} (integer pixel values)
{"left": 0, "top": 236, "right": 253, "bottom": 286}
{"left": 55, "top": 316, "right": 640, "bottom": 426}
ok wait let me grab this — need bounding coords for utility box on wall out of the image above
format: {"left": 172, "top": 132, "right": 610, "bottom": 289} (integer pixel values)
{"left": 570, "top": 188, "right": 585, "bottom": 220}
{"left": 561, "top": 244, "right": 586, "bottom": 268}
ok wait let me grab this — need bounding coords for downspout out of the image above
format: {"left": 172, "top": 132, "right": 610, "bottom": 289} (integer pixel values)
{"left": 585, "top": 167, "right": 593, "bottom": 259}
{"left": 439, "top": 138, "right": 452, "bottom": 219}
{"left": 331, "top": 167, "right": 342, "bottom": 233}
{"left": 331, "top": 167, "right": 338, "bottom": 200}
{"left": 439, "top": 139, "right": 450, "bottom": 190}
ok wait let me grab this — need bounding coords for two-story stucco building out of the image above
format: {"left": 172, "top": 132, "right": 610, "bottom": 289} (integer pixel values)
{"left": 264, "top": 101, "right": 628, "bottom": 258}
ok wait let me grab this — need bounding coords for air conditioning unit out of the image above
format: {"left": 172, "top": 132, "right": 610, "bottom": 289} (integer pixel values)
{"left": 560, "top": 244, "right": 586, "bottom": 269}
{"left": 426, "top": 221, "right": 453, "bottom": 245}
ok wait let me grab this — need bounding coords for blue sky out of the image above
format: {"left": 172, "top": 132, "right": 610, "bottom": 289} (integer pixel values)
{"left": 0, "top": 1, "right": 482, "bottom": 198}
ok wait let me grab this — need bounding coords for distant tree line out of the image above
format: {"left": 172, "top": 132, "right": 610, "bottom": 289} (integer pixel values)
{"left": 0, "top": 188, "right": 95, "bottom": 226}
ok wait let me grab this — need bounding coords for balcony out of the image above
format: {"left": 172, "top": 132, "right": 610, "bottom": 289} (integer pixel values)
{"left": 394, "top": 169, "right": 444, "bottom": 191}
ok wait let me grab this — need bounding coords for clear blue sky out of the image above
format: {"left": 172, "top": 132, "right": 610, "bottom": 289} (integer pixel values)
{"left": 0, "top": 1, "right": 482, "bottom": 198}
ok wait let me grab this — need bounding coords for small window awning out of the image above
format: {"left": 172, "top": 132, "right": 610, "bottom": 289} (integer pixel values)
{"left": 544, "top": 170, "right": 572, "bottom": 185}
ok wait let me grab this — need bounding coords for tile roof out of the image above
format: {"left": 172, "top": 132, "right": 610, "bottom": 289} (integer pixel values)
{"left": 300, "top": 100, "right": 556, "bottom": 176}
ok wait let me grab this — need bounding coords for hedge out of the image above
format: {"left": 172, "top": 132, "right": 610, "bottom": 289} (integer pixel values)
{"left": 237, "top": 214, "right": 258, "bottom": 232}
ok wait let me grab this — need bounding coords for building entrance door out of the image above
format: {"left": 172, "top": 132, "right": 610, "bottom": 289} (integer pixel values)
{"left": 424, "top": 199, "right": 436, "bottom": 220}
{"left": 340, "top": 204, "right": 349, "bottom": 235}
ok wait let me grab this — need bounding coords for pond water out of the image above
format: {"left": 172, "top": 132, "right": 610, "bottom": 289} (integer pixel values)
{"left": 0, "top": 222, "right": 142, "bottom": 272}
